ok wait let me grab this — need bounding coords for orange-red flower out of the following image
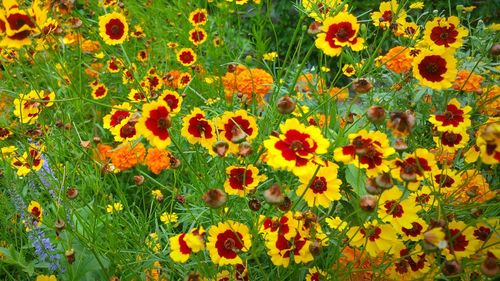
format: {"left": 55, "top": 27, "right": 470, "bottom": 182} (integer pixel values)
{"left": 108, "top": 142, "right": 146, "bottom": 171}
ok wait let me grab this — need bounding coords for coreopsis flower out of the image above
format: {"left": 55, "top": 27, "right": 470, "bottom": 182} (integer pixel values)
{"left": 181, "top": 107, "right": 216, "bottom": 150}
{"left": 137, "top": 50, "right": 148, "bottom": 62}
{"left": 169, "top": 227, "right": 206, "bottom": 263}
{"left": 456, "top": 169, "right": 495, "bottom": 203}
{"left": 382, "top": 46, "right": 413, "bottom": 74}
{"left": 108, "top": 142, "right": 146, "bottom": 171}
{"left": 294, "top": 73, "right": 325, "bottom": 95}
{"left": 334, "top": 130, "right": 395, "bottom": 177}
{"left": 145, "top": 148, "right": 172, "bottom": 175}
{"left": 295, "top": 161, "right": 342, "bottom": 208}
{"left": 130, "top": 25, "right": 145, "bottom": 38}
{"left": 160, "top": 212, "right": 178, "bottom": 224}
{"left": 306, "top": 267, "right": 327, "bottom": 281}
{"left": 315, "top": 12, "right": 365, "bottom": 57}
{"left": 265, "top": 231, "right": 314, "bottom": 267}
{"left": 98, "top": 12, "right": 128, "bottom": 45}
{"left": 91, "top": 83, "right": 108, "bottom": 100}
{"left": 407, "top": 185, "right": 436, "bottom": 211}
{"left": 13, "top": 90, "right": 55, "bottom": 124}
{"left": 11, "top": 145, "right": 44, "bottom": 176}
{"left": 128, "top": 89, "right": 148, "bottom": 103}
{"left": 35, "top": 275, "right": 57, "bottom": 281}
{"left": 443, "top": 221, "right": 481, "bottom": 259}
{"left": 412, "top": 47, "right": 457, "bottom": 90}
{"left": 106, "top": 202, "right": 123, "bottom": 213}
{"left": 259, "top": 212, "right": 300, "bottom": 240}
{"left": 347, "top": 220, "right": 402, "bottom": 257}
{"left": 377, "top": 187, "right": 421, "bottom": 229}
{"left": 137, "top": 100, "right": 172, "bottom": 149}
{"left": 0, "top": 127, "right": 12, "bottom": 140}
{"left": 429, "top": 98, "right": 471, "bottom": 133}
{"left": 263, "top": 51, "right": 278, "bottom": 61}
{"left": 342, "top": 64, "right": 356, "bottom": 77}
{"left": 221, "top": 64, "right": 274, "bottom": 103}
{"left": 452, "top": 70, "right": 484, "bottom": 93}
{"left": 188, "top": 27, "right": 207, "bottom": 46}
{"left": 433, "top": 130, "right": 469, "bottom": 152}
{"left": 301, "top": 0, "right": 347, "bottom": 22}
{"left": 103, "top": 102, "right": 133, "bottom": 131}
{"left": 158, "top": 90, "right": 183, "bottom": 115}
{"left": 27, "top": 200, "right": 43, "bottom": 226}
{"left": 224, "top": 164, "right": 267, "bottom": 196}
{"left": 325, "top": 216, "right": 348, "bottom": 231}
{"left": 107, "top": 58, "right": 124, "bottom": 73}
{"left": 423, "top": 16, "right": 468, "bottom": 49}
{"left": 0, "top": 1, "right": 39, "bottom": 48}
{"left": 217, "top": 110, "right": 258, "bottom": 154}
{"left": 392, "top": 148, "right": 438, "bottom": 190}
{"left": 145, "top": 232, "right": 161, "bottom": 253}
{"left": 430, "top": 168, "right": 460, "bottom": 195}
{"left": 189, "top": 9, "right": 208, "bottom": 26}
{"left": 176, "top": 48, "right": 197, "bottom": 66}
{"left": 178, "top": 72, "right": 192, "bottom": 89}
{"left": 263, "top": 118, "right": 329, "bottom": 173}
{"left": 207, "top": 220, "right": 251, "bottom": 266}
{"left": 388, "top": 244, "right": 432, "bottom": 280}
{"left": 398, "top": 217, "right": 428, "bottom": 242}
{"left": 475, "top": 118, "right": 500, "bottom": 165}
{"left": 371, "top": 0, "right": 407, "bottom": 29}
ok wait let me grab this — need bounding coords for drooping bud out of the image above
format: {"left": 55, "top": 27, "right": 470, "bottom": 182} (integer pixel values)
{"left": 491, "top": 44, "right": 500, "bottom": 56}
{"left": 66, "top": 187, "right": 79, "bottom": 199}
{"left": 359, "top": 195, "right": 377, "bottom": 212}
{"left": 393, "top": 138, "right": 408, "bottom": 150}
{"left": 367, "top": 106, "right": 385, "bottom": 124}
{"left": 309, "top": 240, "right": 322, "bottom": 256}
{"left": 277, "top": 95, "right": 296, "bottom": 114}
{"left": 375, "top": 172, "right": 393, "bottom": 189}
{"left": 352, "top": 78, "right": 373, "bottom": 94}
{"left": 442, "top": 260, "right": 461, "bottom": 276}
{"left": 202, "top": 189, "right": 227, "bottom": 208}
{"left": 263, "top": 184, "right": 285, "bottom": 204}
{"left": 248, "top": 199, "right": 261, "bottom": 211}
{"left": 55, "top": 219, "right": 65, "bottom": 234}
{"left": 308, "top": 21, "right": 322, "bottom": 35}
{"left": 212, "top": 141, "right": 229, "bottom": 157}
{"left": 238, "top": 142, "right": 252, "bottom": 157}
{"left": 365, "top": 178, "right": 383, "bottom": 195}
{"left": 65, "top": 249, "right": 76, "bottom": 264}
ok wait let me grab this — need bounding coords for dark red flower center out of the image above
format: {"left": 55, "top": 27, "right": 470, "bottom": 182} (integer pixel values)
{"left": 215, "top": 230, "right": 243, "bottom": 259}
{"left": 188, "top": 114, "right": 213, "bottom": 138}
{"left": 178, "top": 233, "right": 192, "bottom": 255}
{"left": 110, "top": 111, "right": 130, "bottom": 127}
{"left": 418, "top": 55, "right": 447, "bottom": 82}
{"left": 229, "top": 168, "right": 253, "bottom": 190}
{"left": 384, "top": 200, "right": 404, "bottom": 218}
{"left": 381, "top": 10, "right": 393, "bottom": 23}
{"left": 447, "top": 228, "right": 469, "bottom": 252}
{"left": 441, "top": 132, "right": 462, "bottom": 146}
{"left": 402, "top": 222, "right": 423, "bottom": 237}
{"left": 310, "top": 176, "right": 327, "bottom": 194}
{"left": 119, "top": 122, "right": 136, "bottom": 139}
{"left": 435, "top": 104, "right": 464, "bottom": 127}
{"left": 325, "top": 21, "right": 356, "bottom": 47}
{"left": 223, "top": 116, "right": 252, "bottom": 143}
{"left": 179, "top": 51, "right": 195, "bottom": 64}
{"left": 430, "top": 24, "right": 458, "bottom": 47}
{"left": 274, "top": 130, "right": 317, "bottom": 167}
{"left": 434, "top": 174, "right": 455, "bottom": 188}
{"left": 145, "top": 106, "right": 170, "bottom": 140}
{"left": 30, "top": 206, "right": 41, "bottom": 217}
{"left": 105, "top": 18, "right": 125, "bottom": 40}
{"left": 473, "top": 226, "right": 491, "bottom": 241}
{"left": 360, "top": 226, "right": 382, "bottom": 242}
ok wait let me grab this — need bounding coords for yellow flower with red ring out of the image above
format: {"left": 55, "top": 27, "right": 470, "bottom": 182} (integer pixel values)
{"left": 103, "top": 102, "right": 133, "bottom": 130}
{"left": 98, "top": 12, "right": 128, "bottom": 45}
{"left": 27, "top": 200, "right": 43, "bottom": 226}
{"left": 397, "top": 217, "right": 428, "bottom": 242}
{"left": 188, "top": 27, "right": 207, "bottom": 46}
{"left": 295, "top": 161, "right": 342, "bottom": 208}
{"left": 429, "top": 98, "right": 471, "bottom": 133}
{"left": 429, "top": 168, "right": 460, "bottom": 195}
{"left": 347, "top": 220, "right": 403, "bottom": 257}
{"left": 181, "top": 107, "right": 215, "bottom": 150}
{"left": 388, "top": 244, "right": 433, "bottom": 280}
{"left": 176, "top": 48, "right": 197, "bottom": 66}
{"left": 13, "top": 90, "right": 55, "bottom": 124}
{"left": 224, "top": 164, "right": 267, "bottom": 196}
{"left": 408, "top": 185, "right": 436, "bottom": 211}
{"left": 137, "top": 100, "right": 172, "bottom": 149}
{"left": 315, "top": 12, "right": 365, "bottom": 57}
{"left": 178, "top": 72, "right": 192, "bottom": 89}
{"left": 91, "top": 83, "right": 108, "bottom": 100}
{"left": 412, "top": 47, "right": 457, "bottom": 90}
{"left": 371, "top": 0, "right": 407, "bottom": 29}
{"left": 423, "top": 16, "right": 468, "bottom": 49}
{"left": 391, "top": 148, "right": 438, "bottom": 191}
{"left": 301, "top": 0, "right": 348, "bottom": 22}
{"left": 158, "top": 90, "right": 183, "bottom": 115}
{"left": 207, "top": 220, "right": 251, "bottom": 266}
{"left": 189, "top": 9, "right": 208, "bottom": 26}
{"left": 475, "top": 117, "right": 500, "bottom": 165}
{"left": 264, "top": 231, "right": 314, "bottom": 267}
{"left": 333, "top": 130, "right": 395, "bottom": 177}
{"left": 433, "top": 130, "right": 469, "bottom": 152}
{"left": 258, "top": 211, "right": 300, "bottom": 241}
{"left": 263, "top": 118, "right": 329, "bottom": 173}
{"left": 217, "top": 110, "right": 258, "bottom": 154}
{"left": 377, "top": 187, "right": 421, "bottom": 229}
{"left": 443, "top": 221, "right": 481, "bottom": 259}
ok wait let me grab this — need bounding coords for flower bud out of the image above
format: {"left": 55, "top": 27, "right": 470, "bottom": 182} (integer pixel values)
{"left": 307, "top": 21, "right": 322, "bottom": 35}
{"left": 277, "top": 95, "right": 296, "bottom": 114}
{"left": 245, "top": 55, "right": 252, "bottom": 64}
{"left": 365, "top": 178, "right": 383, "bottom": 195}
{"left": 352, "top": 78, "right": 373, "bottom": 94}
{"left": 55, "top": 219, "right": 65, "bottom": 234}
{"left": 309, "top": 240, "right": 322, "bottom": 256}
{"left": 133, "top": 175, "right": 145, "bottom": 185}
{"left": 367, "top": 106, "right": 385, "bottom": 124}
{"left": 442, "top": 260, "right": 461, "bottom": 276}
{"left": 375, "top": 173, "right": 393, "bottom": 189}
{"left": 359, "top": 195, "right": 377, "bottom": 212}
{"left": 481, "top": 252, "right": 499, "bottom": 277}
{"left": 185, "top": 271, "right": 201, "bottom": 281}
{"left": 278, "top": 196, "right": 292, "bottom": 212}
{"left": 65, "top": 248, "right": 76, "bottom": 264}
{"left": 491, "top": 44, "right": 500, "bottom": 56}
{"left": 248, "top": 199, "right": 261, "bottom": 211}
{"left": 393, "top": 138, "right": 408, "bottom": 150}
{"left": 212, "top": 141, "right": 229, "bottom": 157}
{"left": 263, "top": 184, "right": 285, "bottom": 204}
{"left": 66, "top": 187, "right": 79, "bottom": 199}
{"left": 176, "top": 194, "right": 186, "bottom": 205}
{"left": 202, "top": 189, "right": 227, "bottom": 208}
{"left": 238, "top": 142, "right": 252, "bottom": 157}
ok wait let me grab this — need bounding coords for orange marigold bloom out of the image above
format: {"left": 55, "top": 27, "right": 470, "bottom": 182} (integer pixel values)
{"left": 108, "top": 142, "right": 146, "bottom": 171}
{"left": 222, "top": 65, "right": 273, "bottom": 104}
{"left": 456, "top": 170, "right": 496, "bottom": 203}
{"left": 93, "top": 144, "right": 112, "bottom": 163}
{"left": 480, "top": 85, "right": 500, "bottom": 116}
{"left": 382, "top": 46, "right": 413, "bottom": 74}
{"left": 336, "top": 246, "right": 383, "bottom": 281}
{"left": 145, "top": 148, "right": 172, "bottom": 175}
{"left": 452, "top": 70, "right": 484, "bottom": 93}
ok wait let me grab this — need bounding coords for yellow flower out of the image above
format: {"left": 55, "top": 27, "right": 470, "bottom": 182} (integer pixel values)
{"left": 409, "top": 2, "right": 424, "bottom": 9}
{"left": 371, "top": 0, "right": 407, "bottom": 29}
{"left": 443, "top": 221, "right": 481, "bottom": 259}
{"left": 207, "top": 220, "right": 252, "bottom": 265}
{"left": 342, "top": 64, "right": 356, "bottom": 77}
{"left": 320, "top": 66, "right": 330, "bottom": 72}
{"left": 160, "top": 212, "right": 178, "bottom": 224}
{"left": 106, "top": 202, "right": 123, "bottom": 213}
{"left": 423, "top": 16, "right": 468, "bottom": 49}
{"left": 136, "top": 100, "right": 172, "bottom": 149}
{"left": 377, "top": 187, "right": 421, "bottom": 229}
{"left": 325, "top": 216, "right": 347, "bottom": 231}
{"left": 296, "top": 161, "right": 342, "bottom": 208}
{"left": 36, "top": 275, "right": 57, "bottom": 281}
{"left": 315, "top": 12, "right": 365, "bottom": 57}
{"left": 428, "top": 98, "right": 471, "bottom": 133}
{"left": 347, "top": 220, "right": 403, "bottom": 257}
{"left": 263, "top": 51, "right": 278, "bottom": 61}
{"left": 224, "top": 164, "right": 267, "bottom": 196}
{"left": 98, "top": 12, "right": 129, "bottom": 45}
{"left": 151, "top": 189, "right": 164, "bottom": 201}
{"left": 216, "top": 110, "right": 259, "bottom": 154}
{"left": 412, "top": 47, "right": 457, "bottom": 90}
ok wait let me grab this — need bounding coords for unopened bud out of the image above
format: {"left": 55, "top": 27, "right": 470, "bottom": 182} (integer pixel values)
{"left": 212, "top": 141, "right": 229, "bottom": 157}
{"left": 394, "top": 138, "right": 408, "bottom": 150}
{"left": 491, "top": 44, "right": 500, "bottom": 56}
{"left": 278, "top": 196, "right": 292, "bottom": 212}
{"left": 375, "top": 173, "right": 393, "bottom": 189}
{"left": 202, "top": 189, "right": 227, "bottom": 208}
{"left": 367, "top": 106, "right": 385, "bottom": 124}
{"left": 248, "top": 199, "right": 261, "bottom": 211}
{"left": 238, "top": 142, "right": 252, "bottom": 157}
{"left": 66, "top": 187, "right": 79, "bottom": 199}
{"left": 133, "top": 175, "right": 145, "bottom": 185}
{"left": 365, "top": 178, "right": 383, "bottom": 195}
{"left": 263, "top": 184, "right": 285, "bottom": 204}
{"left": 442, "top": 260, "right": 461, "bottom": 276}
{"left": 55, "top": 219, "right": 65, "bottom": 233}
{"left": 352, "top": 78, "right": 373, "bottom": 94}
{"left": 307, "top": 21, "right": 322, "bottom": 35}
{"left": 359, "top": 195, "right": 377, "bottom": 212}
{"left": 481, "top": 252, "right": 499, "bottom": 277}
{"left": 309, "top": 240, "right": 322, "bottom": 256}
{"left": 277, "top": 95, "right": 296, "bottom": 114}
{"left": 65, "top": 249, "right": 75, "bottom": 264}
{"left": 245, "top": 55, "right": 252, "bottom": 64}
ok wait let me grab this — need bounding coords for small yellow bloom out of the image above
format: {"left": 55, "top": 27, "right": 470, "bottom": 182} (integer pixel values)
{"left": 320, "top": 66, "right": 330, "bottom": 73}
{"left": 263, "top": 51, "right": 278, "bottom": 61}
{"left": 160, "top": 212, "right": 178, "bottom": 224}
{"left": 462, "top": 5, "right": 476, "bottom": 12}
{"left": 151, "top": 189, "right": 164, "bottom": 201}
{"left": 409, "top": 2, "right": 424, "bottom": 9}
{"left": 106, "top": 202, "right": 123, "bottom": 214}
{"left": 36, "top": 275, "right": 57, "bottom": 281}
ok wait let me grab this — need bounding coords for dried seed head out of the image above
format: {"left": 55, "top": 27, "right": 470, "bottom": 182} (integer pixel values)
{"left": 481, "top": 252, "right": 499, "bottom": 277}
{"left": 388, "top": 110, "right": 416, "bottom": 137}
{"left": 184, "top": 271, "right": 201, "bottom": 281}
{"left": 359, "top": 195, "right": 377, "bottom": 212}
{"left": 277, "top": 95, "right": 296, "bottom": 114}
{"left": 375, "top": 172, "right": 393, "bottom": 189}
{"left": 263, "top": 184, "right": 285, "bottom": 204}
{"left": 66, "top": 187, "right": 79, "bottom": 199}
{"left": 248, "top": 199, "right": 261, "bottom": 211}
{"left": 365, "top": 178, "right": 383, "bottom": 195}
{"left": 491, "top": 44, "right": 500, "bottom": 56}
{"left": 367, "top": 106, "right": 385, "bottom": 124}
{"left": 202, "top": 189, "right": 227, "bottom": 208}
{"left": 175, "top": 194, "right": 186, "bottom": 205}
{"left": 278, "top": 196, "right": 292, "bottom": 212}
{"left": 352, "top": 78, "right": 373, "bottom": 94}
{"left": 309, "top": 240, "right": 322, "bottom": 256}
{"left": 65, "top": 248, "right": 76, "bottom": 264}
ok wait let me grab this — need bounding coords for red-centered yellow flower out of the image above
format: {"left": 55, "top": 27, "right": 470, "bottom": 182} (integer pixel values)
{"left": 296, "top": 161, "right": 342, "bottom": 208}
{"left": 443, "top": 221, "right": 481, "bottom": 259}
{"left": 103, "top": 102, "right": 133, "bottom": 130}
{"left": 207, "top": 220, "right": 251, "bottom": 266}
{"left": 224, "top": 164, "right": 267, "bottom": 197}
{"left": 429, "top": 98, "right": 471, "bottom": 133}
{"left": 476, "top": 118, "right": 500, "bottom": 165}
{"left": 98, "top": 12, "right": 128, "bottom": 45}
{"left": 377, "top": 187, "right": 421, "bottom": 229}
{"left": 217, "top": 110, "right": 258, "bottom": 154}
{"left": 301, "top": 0, "right": 348, "bottom": 22}
{"left": 264, "top": 118, "right": 329, "bottom": 173}
{"left": 169, "top": 227, "right": 205, "bottom": 263}
{"left": 315, "top": 12, "right": 365, "bottom": 57}
{"left": 433, "top": 130, "right": 469, "bottom": 152}
{"left": 128, "top": 89, "right": 148, "bottom": 103}
{"left": 0, "top": 5, "right": 37, "bottom": 48}
{"left": 408, "top": 185, "right": 436, "bottom": 211}
{"left": 430, "top": 168, "right": 460, "bottom": 195}
{"left": 181, "top": 107, "right": 215, "bottom": 150}
{"left": 388, "top": 244, "right": 432, "bottom": 280}
{"left": 107, "top": 57, "right": 124, "bottom": 73}
{"left": 0, "top": 127, "right": 12, "bottom": 140}
{"left": 259, "top": 212, "right": 300, "bottom": 241}
{"left": 13, "top": 90, "right": 55, "bottom": 124}
{"left": 412, "top": 47, "right": 457, "bottom": 90}
{"left": 137, "top": 100, "right": 172, "bottom": 149}
{"left": 398, "top": 217, "right": 428, "bottom": 242}
{"left": 158, "top": 90, "right": 182, "bottom": 115}
{"left": 334, "top": 130, "right": 395, "bottom": 177}
{"left": 176, "top": 48, "right": 197, "bottom": 66}
{"left": 423, "top": 16, "right": 468, "bottom": 49}
{"left": 91, "top": 83, "right": 108, "bottom": 100}
{"left": 347, "top": 220, "right": 403, "bottom": 257}
{"left": 11, "top": 144, "right": 44, "bottom": 176}
{"left": 306, "top": 267, "right": 328, "bottom": 281}
{"left": 27, "top": 200, "right": 43, "bottom": 226}
{"left": 265, "top": 231, "right": 313, "bottom": 267}
{"left": 110, "top": 117, "right": 139, "bottom": 143}
{"left": 188, "top": 27, "right": 207, "bottom": 46}
{"left": 178, "top": 72, "right": 192, "bottom": 89}
{"left": 189, "top": 9, "right": 208, "bottom": 26}
{"left": 371, "top": 0, "right": 407, "bottom": 29}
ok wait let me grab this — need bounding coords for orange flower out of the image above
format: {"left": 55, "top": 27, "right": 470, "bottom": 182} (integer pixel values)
{"left": 81, "top": 40, "right": 101, "bottom": 53}
{"left": 382, "top": 46, "right": 413, "bottom": 74}
{"left": 336, "top": 246, "right": 383, "bottom": 281}
{"left": 452, "top": 70, "right": 484, "bottom": 93}
{"left": 93, "top": 144, "right": 112, "bottom": 163}
{"left": 222, "top": 65, "right": 273, "bottom": 104}
{"left": 108, "top": 142, "right": 146, "bottom": 171}
{"left": 295, "top": 73, "right": 325, "bottom": 95}
{"left": 145, "top": 148, "right": 172, "bottom": 175}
